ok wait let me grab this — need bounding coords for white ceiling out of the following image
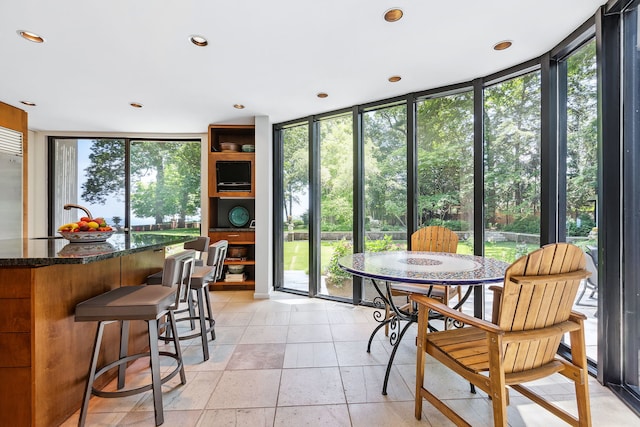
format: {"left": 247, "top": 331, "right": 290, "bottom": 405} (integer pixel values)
{"left": 1, "top": 0, "right": 606, "bottom": 134}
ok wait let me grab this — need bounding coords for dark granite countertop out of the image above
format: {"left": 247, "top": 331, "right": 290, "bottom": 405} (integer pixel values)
{"left": 0, "top": 233, "right": 195, "bottom": 267}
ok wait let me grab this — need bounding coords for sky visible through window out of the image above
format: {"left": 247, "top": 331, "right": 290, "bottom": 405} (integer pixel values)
{"left": 77, "top": 141, "right": 154, "bottom": 226}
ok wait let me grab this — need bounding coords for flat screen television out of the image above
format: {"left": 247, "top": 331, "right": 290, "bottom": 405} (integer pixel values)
{"left": 216, "top": 161, "right": 251, "bottom": 192}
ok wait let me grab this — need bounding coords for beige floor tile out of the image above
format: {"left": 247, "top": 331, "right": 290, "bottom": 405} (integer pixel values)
{"left": 118, "top": 409, "right": 202, "bottom": 426}
{"left": 274, "top": 404, "right": 351, "bottom": 427}
{"left": 349, "top": 401, "right": 434, "bottom": 427}
{"left": 253, "top": 299, "right": 296, "bottom": 312}
{"left": 226, "top": 343, "right": 286, "bottom": 370}
{"left": 196, "top": 408, "right": 276, "bottom": 427}
{"left": 59, "top": 411, "right": 129, "bottom": 427}
{"left": 249, "top": 310, "right": 291, "bottom": 325}
{"left": 206, "top": 369, "right": 281, "bottom": 409}
{"left": 327, "top": 308, "right": 374, "bottom": 324}
{"left": 289, "top": 310, "right": 329, "bottom": 325}
{"left": 287, "top": 324, "right": 333, "bottom": 343}
{"left": 334, "top": 340, "right": 392, "bottom": 366}
{"left": 134, "top": 371, "right": 223, "bottom": 412}
{"left": 212, "top": 326, "right": 246, "bottom": 345}
{"left": 278, "top": 367, "right": 346, "bottom": 406}
{"left": 330, "top": 322, "right": 386, "bottom": 342}
{"left": 239, "top": 325, "right": 289, "bottom": 344}
{"left": 340, "top": 365, "right": 413, "bottom": 403}
{"left": 283, "top": 342, "right": 338, "bottom": 368}
{"left": 182, "top": 343, "right": 236, "bottom": 371}
{"left": 290, "top": 300, "right": 334, "bottom": 312}
{"left": 214, "top": 311, "right": 255, "bottom": 326}
{"left": 221, "top": 301, "right": 263, "bottom": 313}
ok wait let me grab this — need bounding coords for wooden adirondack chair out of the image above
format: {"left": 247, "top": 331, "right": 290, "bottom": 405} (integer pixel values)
{"left": 411, "top": 242, "right": 592, "bottom": 427}
{"left": 384, "top": 225, "right": 462, "bottom": 336}
{"left": 385, "top": 226, "right": 461, "bottom": 335}
{"left": 410, "top": 226, "right": 461, "bottom": 304}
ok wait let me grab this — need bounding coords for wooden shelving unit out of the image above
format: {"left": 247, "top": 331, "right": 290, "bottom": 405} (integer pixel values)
{"left": 208, "top": 124, "right": 256, "bottom": 290}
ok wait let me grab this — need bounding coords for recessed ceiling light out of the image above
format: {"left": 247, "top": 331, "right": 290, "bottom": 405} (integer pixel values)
{"left": 493, "top": 40, "right": 513, "bottom": 51}
{"left": 20, "top": 100, "right": 36, "bottom": 107}
{"left": 384, "top": 8, "right": 403, "bottom": 22}
{"left": 17, "top": 30, "right": 45, "bottom": 43}
{"left": 233, "top": 104, "right": 245, "bottom": 109}
{"left": 130, "top": 102, "right": 143, "bottom": 108}
{"left": 317, "top": 93, "right": 328, "bottom": 98}
{"left": 189, "top": 35, "right": 208, "bottom": 47}
{"left": 388, "top": 76, "right": 402, "bottom": 83}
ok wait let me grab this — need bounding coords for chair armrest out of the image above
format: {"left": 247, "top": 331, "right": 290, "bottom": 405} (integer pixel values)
{"left": 410, "top": 294, "right": 503, "bottom": 335}
{"left": 569, "top": 310, "right": 588, "bottom": 322}
{"left": 509, "top": 270, "right": 590, "bottom": 285}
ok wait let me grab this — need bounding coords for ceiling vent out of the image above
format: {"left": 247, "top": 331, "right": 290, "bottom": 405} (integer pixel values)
{"left": 0, "top": 126, "right": 23, "bottom": 156}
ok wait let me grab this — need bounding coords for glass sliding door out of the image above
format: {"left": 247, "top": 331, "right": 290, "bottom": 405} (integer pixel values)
{"left": 483, "top": 71, "right": 542, "bottom": 263}
{"left": 280, "top": 124, "right": 311, "bottom": 293}
{"left": 362, "top": 103, "right": 407, "bottom": 302}
{"left": 560, "top": 40, "right": 599, "bottom": 362}
{"left": 317, "top": 114, "right": 354, "bottom": 299}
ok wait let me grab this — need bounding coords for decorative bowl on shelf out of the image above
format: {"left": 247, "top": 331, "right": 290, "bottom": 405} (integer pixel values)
{"left": 220, "top": 142, "right": 240, "bottom": 152}
{"left": 227, "top": 265, "right": 245, "bottom": 274}
{"left": 59, "top": 230, "right": 114, "bottom": 243}
{"left": 228, "top": 245, "right": 248, "bottom": 258}
{"left": 241, "top": 144, "right": 255, "bottom": 152}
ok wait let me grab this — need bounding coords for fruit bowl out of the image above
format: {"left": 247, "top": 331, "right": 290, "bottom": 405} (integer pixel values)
{"left": 59, "top": 230, "right": 115, "bottom": 243}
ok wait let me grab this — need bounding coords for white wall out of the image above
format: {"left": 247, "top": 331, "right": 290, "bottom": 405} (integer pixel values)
{"left": 254, "top": 116, "right": 273, "bottom": 299}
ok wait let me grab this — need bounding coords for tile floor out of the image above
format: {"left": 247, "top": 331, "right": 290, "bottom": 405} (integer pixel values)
{"left": 62, "top": 290, "right": 638, "bottom": 427}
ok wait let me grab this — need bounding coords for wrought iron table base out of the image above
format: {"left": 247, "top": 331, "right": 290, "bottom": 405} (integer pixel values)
{"left": 367, "top": 279, "right": 476, "bottom": 395}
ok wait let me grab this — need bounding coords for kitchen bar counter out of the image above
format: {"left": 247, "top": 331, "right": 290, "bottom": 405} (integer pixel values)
{"left": 0, "top": 233, "right": 194, "bottom": 427}
{"left": 0, "top": 232, "right": 193, "bottom": 267}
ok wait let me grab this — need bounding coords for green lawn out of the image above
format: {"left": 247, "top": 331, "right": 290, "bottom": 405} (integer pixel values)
{"left": 284, "top": 239, "right": 545, "bottom": 273}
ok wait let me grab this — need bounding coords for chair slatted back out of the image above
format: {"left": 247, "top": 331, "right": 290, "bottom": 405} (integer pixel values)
{"left": 162, "top": 249, "right": 196, "bottom": 309}
{"left": 411, "top": 226, "right": 458, "bottom": 253}
{"left": 207, "top": 240, "right": 229, "bottom": 282}
{"left": 497, "top": 243, "right": 586, "bottom": 374}
{"left": 184, "top": 236, "right": 210, "bottom": 262}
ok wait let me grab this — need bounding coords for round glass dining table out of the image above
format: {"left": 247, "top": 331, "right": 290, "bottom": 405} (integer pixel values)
{"left": 339, "top": 250, "right": 509, "bottom": 395}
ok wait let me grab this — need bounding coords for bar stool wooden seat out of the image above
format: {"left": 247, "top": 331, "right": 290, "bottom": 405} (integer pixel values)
{"left": 161, "top": 240, "right": 228, "bottom": 361}
{"left": 75, "top": 250, "right": 195, "bottom": 426}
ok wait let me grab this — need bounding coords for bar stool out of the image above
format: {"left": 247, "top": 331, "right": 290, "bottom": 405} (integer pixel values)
{"left": 75, "top": 250, "right": 195, "bottom": 426}
{"left": 146, "top": 236, "right": 210, "bottom": 284}
{"left": 161, "top": 240, "right": 228, "bottom": 361}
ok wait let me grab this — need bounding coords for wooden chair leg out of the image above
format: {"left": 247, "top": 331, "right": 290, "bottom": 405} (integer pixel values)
{"left": 570, "top": 325, "right": 592, "bottom": 426}
{"left": 415, "top": 307, "right": 429, "bottom": 420}
{"left": 487, "top": 333, "right": 508, "bottom": 427}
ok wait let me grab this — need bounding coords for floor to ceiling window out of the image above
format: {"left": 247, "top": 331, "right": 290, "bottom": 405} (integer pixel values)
{"left": 483, "top": 71, "right": 542, "bottom": 263}
{"left": 362, "top": 103, "right": 407, "bottom": 302}
{"left": 416, "top": 91, "right": 474, "bottom": 244}
{"left": 280, "top": 123, "right": 310, "bottom": 293}
{"left": 621, "top": 1, "right": 640, "bottom": 405}
{"left": 318, "top": 114, "right": 354, "bottom": 299}
{"left": 559, "top": 40, "right": 599, "bottom": 362}
{"left": 50, "top": 137, "right": 201, "bottom": 236}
